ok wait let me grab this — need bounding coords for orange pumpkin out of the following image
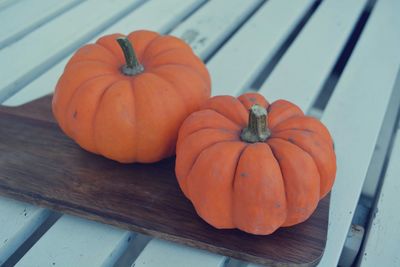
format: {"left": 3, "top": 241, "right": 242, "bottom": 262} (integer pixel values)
{"left": 175, "top": 92, "right": 336, "bottom": 235}
{"left": 52, "top": 30, "right": 210, "bottom": 163}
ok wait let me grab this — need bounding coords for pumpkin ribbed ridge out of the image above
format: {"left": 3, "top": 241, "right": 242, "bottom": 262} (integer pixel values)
{"left": 53, "top": 30, "right": 210, "bottom": 163}
{"left": 175, "top": 92, "right": 336, "bottom": 235}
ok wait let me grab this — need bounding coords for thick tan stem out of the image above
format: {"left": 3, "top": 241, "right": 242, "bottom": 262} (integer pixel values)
{"left": 240, "top": 104, "right": 270, "bottom": 143}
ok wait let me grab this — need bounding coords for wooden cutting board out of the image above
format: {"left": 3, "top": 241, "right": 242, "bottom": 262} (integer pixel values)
{"left": 0, "top": 96, "right": 329, "bottom": 266}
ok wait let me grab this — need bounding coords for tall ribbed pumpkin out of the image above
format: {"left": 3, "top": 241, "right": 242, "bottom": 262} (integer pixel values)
{"left": 175, "top": 92, "right": 336, "bottom": 235}
{"left": 52, "top": 30, "right": 210, "bottom": 163}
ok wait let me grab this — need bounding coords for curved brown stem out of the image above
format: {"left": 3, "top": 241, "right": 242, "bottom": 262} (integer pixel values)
{"left": 116, "top": 37, "right": 144, "bottom": 76}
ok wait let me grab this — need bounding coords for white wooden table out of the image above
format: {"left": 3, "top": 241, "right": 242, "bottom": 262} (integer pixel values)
{"left": 1, "top": 0, "right": 399, "bottom": 266}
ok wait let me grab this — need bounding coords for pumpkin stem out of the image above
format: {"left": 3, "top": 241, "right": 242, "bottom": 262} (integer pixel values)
{"left": 240, "top": 104, "right": 270, "bottom": 143}
{"left": 116, "top": 37, "right": 144, "bottom": 76}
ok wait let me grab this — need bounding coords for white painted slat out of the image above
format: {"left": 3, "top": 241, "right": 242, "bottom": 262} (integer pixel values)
{"left": 259, "top": 0, "right": 367, "bottom": 112}
{"left": 0, "top": 0, "right": 144, "bottom": 102}
{"left": 134, "top": 239, "right": 226, "bottom": 267}
{"left": 207, "top": 0, "right": 314, "bottom": 96}
{"left": 171, "top": 0, "right": 262, "bottom": 60}
{"left": 317, "top": 0, "right": 400, "bottom": 265}
{"left": 361, "top": 78, "right": 400, "bottom": 199}
{"left": 0, "top": 0, "right": 82, "bottom": 49}
{"left": 359, "top": 127, "right": 400, "bottom": 267}
{"left": 0, "top": 196, "right": 50, "bottom": 266}
{"left": 0, "top": 0, "right": 20, "bottom": 10}
{"left": 3, "top": 0, "right": 206, "bottom": 106}
{"left": 15, "top": 215, "right": 134, "bottom": 267}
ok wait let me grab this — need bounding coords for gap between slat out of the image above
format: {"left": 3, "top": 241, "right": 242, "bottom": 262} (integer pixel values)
{"left": 1, "top": 212, "right": 61, "bottom": 267}
{"left": 202, "top": 0, "right": 267, "bottom": 63}
{"left": 0, "top": 0, "right": 147, "bottom": 103}
{"left": 350, "top": 69, "right": 400, "bottom": 264}
{"left": 0, "top": 0, "right": 21, "bottom": 11}
{"left": 163, "top": 0, "right": 209, "bottom": 35}
{"left": 113, "top": 234, "right": 152, "bottom": 267}
{"left": 312, "top": 0, "right": 376, "bottom": 111}
{"left": 250, "top": 0, "right": 322, "bottom": 90}
{"left": 0, "top": 0, "right": 83, "bottom": 49}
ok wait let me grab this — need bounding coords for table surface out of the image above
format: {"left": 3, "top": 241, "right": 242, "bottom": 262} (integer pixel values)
{"left": 0, "top": 99, "right": 330, "bottom": 266}
{"left": 0, "top": 0, "right": 400, "bottom": 266}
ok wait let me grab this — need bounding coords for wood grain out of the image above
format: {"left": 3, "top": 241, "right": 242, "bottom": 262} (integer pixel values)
{"left": 0, "top": 96, "right": 329, "bottom": 266}
{"left": 0, "top": 96, "right": 54, "bottom": 122}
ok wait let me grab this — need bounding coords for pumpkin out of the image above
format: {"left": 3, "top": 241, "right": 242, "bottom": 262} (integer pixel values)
{"left": 52, "top": 30, "right": 210, "bottom": 163}
{"left": 175, "top": 92, "right": 336, "bottom": 235}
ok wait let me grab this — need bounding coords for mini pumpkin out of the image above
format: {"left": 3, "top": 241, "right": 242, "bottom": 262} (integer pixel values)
{"left": 52, "top": 30, "right": 210, "bottom": 163}
{"left": 175, "top": 92, "right": 336, "bottom": 235}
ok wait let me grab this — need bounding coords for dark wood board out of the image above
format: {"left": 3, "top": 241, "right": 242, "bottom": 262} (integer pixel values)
{"left": 0, "top": 96, "right": 329, "bottom": 266}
